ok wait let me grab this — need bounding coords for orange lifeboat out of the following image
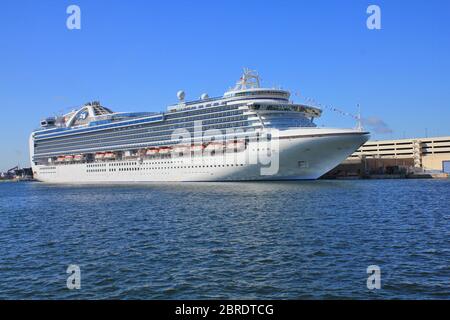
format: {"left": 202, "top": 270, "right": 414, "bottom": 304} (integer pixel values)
{"left": 74, "top": 154, "right": 84, "bottom": 161}
{"left": 95, "top": 152, "right": 105, "bottom": 160}
{"left": 206, "top": 141, "right": 224, "bottom": 150}
{"left": 158, "top": 146, "right": 171, "bottom": 155}
{"left": 173, "top": 145, "right": 188, "bottom": 154}
{"left": 146, "top": 148, "right": 159, "bottom": 155}
{"left": 191, "top": 144, "right": 205, "bottom": 152}
{"left": 235, "top": 140, "right": 245, "bottom": 150}
{"left": 64, "top": 155, "right": 74, "bottom": 162}
{"left": 57, "top": 156, "right": 65, "bottom": 162}
{"left": 104, "top": 152, "right": 115, "bottom": 160}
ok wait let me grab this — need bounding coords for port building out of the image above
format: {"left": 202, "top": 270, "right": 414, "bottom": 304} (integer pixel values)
{"left": 324, "top": 136, "right": 450, "bottom": 178}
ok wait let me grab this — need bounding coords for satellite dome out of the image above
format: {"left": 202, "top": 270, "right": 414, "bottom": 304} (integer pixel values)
{"left": 200, "top": 93, "right": 209, "bottom": 100}
{"left": 177, "top": 90, "right": 185, "bottom": 101}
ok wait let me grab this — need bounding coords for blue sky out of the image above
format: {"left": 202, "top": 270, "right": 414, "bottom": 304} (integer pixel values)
{"left": 1, "top": 0, "right": 449, "bottom": 171}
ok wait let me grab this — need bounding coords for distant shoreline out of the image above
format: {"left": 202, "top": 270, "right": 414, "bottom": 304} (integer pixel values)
{"left": 0, "top": 179, "right": 35, "bottom": 183}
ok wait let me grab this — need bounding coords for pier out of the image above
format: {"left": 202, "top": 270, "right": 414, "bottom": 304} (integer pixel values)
{"left": 0, "top": 166, "right": 34, "bottom": 182}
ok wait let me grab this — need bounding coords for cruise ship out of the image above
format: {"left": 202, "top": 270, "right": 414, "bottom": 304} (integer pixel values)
{"left": 30, "top": 69, "right": 370, "bottom": 183}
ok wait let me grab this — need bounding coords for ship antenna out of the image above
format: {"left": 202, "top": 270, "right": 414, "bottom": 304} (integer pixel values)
{"left": 235, "top": 68, "right": 260, "bottom": 90}
{"left": 356, "top": 103, "right": 363, "bottom": 132}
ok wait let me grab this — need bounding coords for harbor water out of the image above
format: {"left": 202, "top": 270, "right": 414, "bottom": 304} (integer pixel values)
{"left": 0, "top": 180, "right": 449, "bottom": 299}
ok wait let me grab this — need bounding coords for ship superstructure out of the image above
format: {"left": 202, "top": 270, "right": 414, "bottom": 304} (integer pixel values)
{"left": 30, "top": 69, "right": 369, "bottom": 182}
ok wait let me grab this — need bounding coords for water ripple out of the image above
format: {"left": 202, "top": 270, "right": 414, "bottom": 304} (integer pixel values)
{"left": 0, "top": 179, "right": 449, "bottom": 299}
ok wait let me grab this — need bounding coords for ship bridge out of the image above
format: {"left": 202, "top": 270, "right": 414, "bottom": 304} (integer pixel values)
{"left": 167, "top": 69, "right": 293, "bottom": 113}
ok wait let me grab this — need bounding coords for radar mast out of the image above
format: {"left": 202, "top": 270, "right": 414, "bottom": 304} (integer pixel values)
{"left": 233, "top": 68, "right": 261, "bottom": 91}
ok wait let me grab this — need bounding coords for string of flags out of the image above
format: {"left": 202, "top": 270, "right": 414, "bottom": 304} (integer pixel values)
{"left": 293, "top": 92, "right": 359, "bottom": 120}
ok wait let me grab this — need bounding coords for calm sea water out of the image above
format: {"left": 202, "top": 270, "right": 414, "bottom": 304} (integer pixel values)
{"left": 0, "top": 179, "right": 449, "bottom": 299}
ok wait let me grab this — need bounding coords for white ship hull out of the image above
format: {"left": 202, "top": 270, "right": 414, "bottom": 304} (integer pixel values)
{"left": 31, "top": 128, "right": 369, "bottom": 183}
